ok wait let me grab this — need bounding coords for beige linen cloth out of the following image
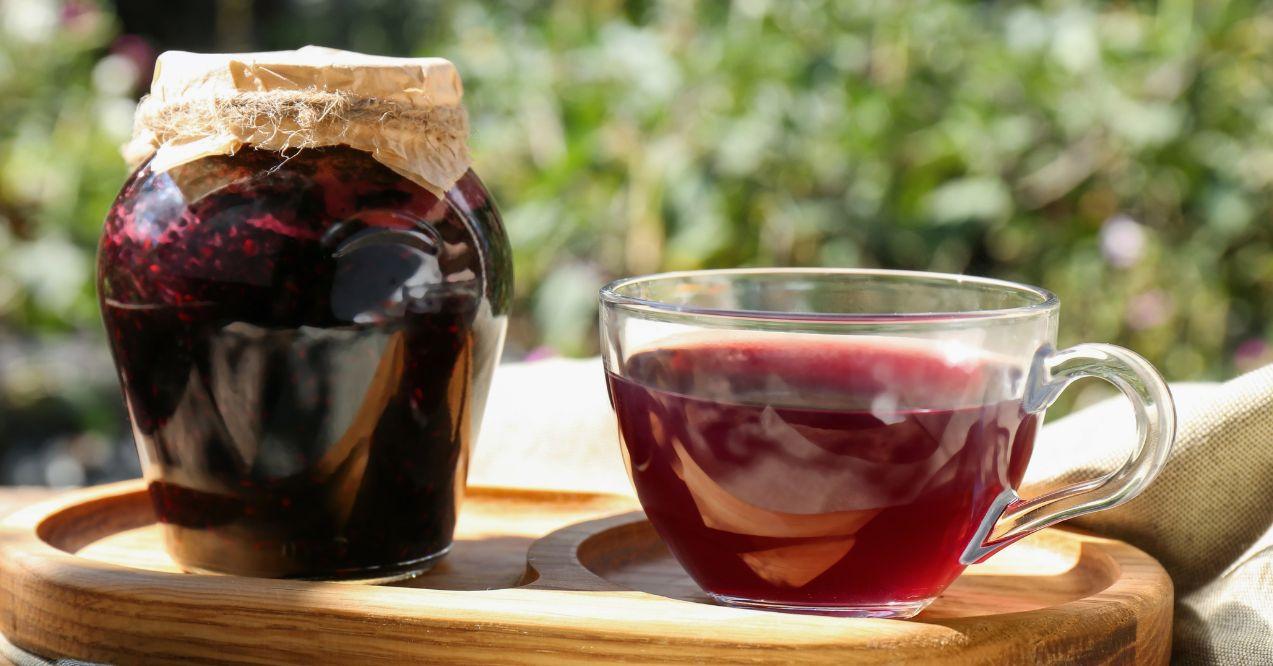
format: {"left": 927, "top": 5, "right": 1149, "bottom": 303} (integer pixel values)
{"left": 471, "top": 358, "right": 1273, "bottom": 664}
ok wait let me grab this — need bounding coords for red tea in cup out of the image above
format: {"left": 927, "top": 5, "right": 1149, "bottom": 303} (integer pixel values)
{"left": 608, "top": 336, "right": 1038, "bottom": 614}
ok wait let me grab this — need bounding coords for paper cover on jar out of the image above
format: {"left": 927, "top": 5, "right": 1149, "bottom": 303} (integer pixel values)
{"left": 123, "top": 45, "right": 470, "bottom": 195}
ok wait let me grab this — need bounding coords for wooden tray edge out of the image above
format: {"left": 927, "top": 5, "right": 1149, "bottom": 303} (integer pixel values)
{"left": 0, "top": 482, "right": 1173, "bottom": 664}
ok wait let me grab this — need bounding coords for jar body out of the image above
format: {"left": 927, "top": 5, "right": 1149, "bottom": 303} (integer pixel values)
{"left": 98, "top": 146, "right": 511, "bottom": 579}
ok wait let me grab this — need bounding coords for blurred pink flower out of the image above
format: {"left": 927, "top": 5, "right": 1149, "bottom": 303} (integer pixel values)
{"left": 1126, "top": 290, "right": 1173, "bottom": 330}
{"left": 1100, "top": 214, "right": 1145, "bottom": 269}
{"left": 58, "top": 0, "right": 92, "bottom": 23}
{"left": 58, "top": 0, "right": 103, "bottom": 35}
{"left": 1234, "top": 338, "right": 1272, "bottom": 373}
{"left": 522, "top": 346, "right": 559, "bottom": 362}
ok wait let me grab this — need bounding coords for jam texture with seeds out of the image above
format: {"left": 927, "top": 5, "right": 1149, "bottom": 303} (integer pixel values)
{"left": 98, "top": 146, "right": 511, "bottom": 578}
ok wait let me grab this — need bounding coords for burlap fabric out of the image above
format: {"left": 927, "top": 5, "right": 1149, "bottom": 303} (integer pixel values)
{"left": 124, "top": 46, "right": 470, "bottom": 195}
{"left": 471, "top": 358, "right": 1273, "bottom": 664}
{"left": 1024, "top": 366, "right": 1273, "bottom": 664}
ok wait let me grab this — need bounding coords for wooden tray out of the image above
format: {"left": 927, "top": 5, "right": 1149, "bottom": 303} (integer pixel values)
{"left": 0, "top": 480, "right": 1171, "bottom": 664}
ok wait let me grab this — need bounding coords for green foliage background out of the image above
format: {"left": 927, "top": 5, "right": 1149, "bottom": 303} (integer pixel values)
{"left": 453, "top": 0, "right": 1273, "bottom": 372}
{"left": 1, "top": 0, "right": 1272, "bottom": 480}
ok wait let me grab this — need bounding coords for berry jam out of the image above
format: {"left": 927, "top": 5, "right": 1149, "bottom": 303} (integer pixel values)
{"left": 98, "top": 146, "right": 511, "bottom": 579}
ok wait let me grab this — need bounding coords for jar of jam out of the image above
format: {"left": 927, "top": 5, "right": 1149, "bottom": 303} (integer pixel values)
{"left": 99, "top": 48, "right": 511, "bottom": 580}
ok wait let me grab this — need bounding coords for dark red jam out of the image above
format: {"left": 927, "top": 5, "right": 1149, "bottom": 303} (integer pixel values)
{"left": 98, "top": 146, "right": 511, "bottom": 579}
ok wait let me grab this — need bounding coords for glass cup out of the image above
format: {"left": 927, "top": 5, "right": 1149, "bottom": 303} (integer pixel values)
{"left": 600, "top": 268, "right": 1174, "bottom": 618}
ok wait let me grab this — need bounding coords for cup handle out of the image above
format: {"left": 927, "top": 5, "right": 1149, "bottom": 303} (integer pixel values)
{"left": 960, "top": 343, "right": 1176, "bottom": 564}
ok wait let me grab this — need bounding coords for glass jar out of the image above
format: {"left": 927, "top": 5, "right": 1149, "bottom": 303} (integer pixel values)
{"left": 98, "top": 145, "right": 511, "bottom": 580}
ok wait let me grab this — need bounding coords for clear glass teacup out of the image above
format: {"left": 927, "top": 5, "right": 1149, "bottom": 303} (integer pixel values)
{"left": 600, "top": 268, "right": 1174, "bottom": 618}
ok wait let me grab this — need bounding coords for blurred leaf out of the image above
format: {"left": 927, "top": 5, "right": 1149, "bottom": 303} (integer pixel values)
{"left": 923, "top": 177, "right": 1012, "bottom": 225}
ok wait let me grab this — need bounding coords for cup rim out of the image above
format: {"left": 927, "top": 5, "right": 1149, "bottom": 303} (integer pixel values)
{"left": 599, "top": 268, "right": 1060, "bottom": 324}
